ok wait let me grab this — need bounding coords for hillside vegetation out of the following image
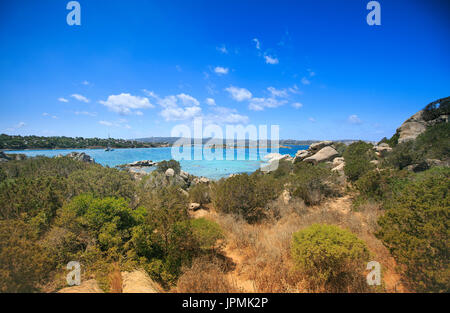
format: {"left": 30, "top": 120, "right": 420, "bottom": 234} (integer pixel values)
{"left": 0, "top": 99, "right": 448, "bottom": 293}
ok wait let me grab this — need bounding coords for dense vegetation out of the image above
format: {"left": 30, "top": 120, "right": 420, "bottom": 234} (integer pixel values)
{"left": 291, "top": 224, "right": 370, "bottom": 292}
{"left": 0, "top": 157, "right": 209, "bottom": 292}
{"left": 343, "top": 141, "right": 375, "bottom": 182}
{"left": 376, "top": 167, "right": 449, "bottom": 292}
{"left": 0, "top": 99, "right": 448, "bottom": 293}
{"left": 0, "top": 134, "right": 158, "bottom": 150}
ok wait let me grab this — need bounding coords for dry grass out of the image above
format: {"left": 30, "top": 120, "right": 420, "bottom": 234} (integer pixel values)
{"left": 206, "top": 194, "right": 407, "bottom": 293}
{"left": 175, "top": 255, "right": 241, "bottom": 293}
{"left": 108, "top": 263, "right": 122, "bottom": 293}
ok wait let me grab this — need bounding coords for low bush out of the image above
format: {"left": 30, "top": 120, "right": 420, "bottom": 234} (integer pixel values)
{"left": 156, "top": 159, "right": 181, "bottom": 175}
{"left": 291, "top": 224, "right": 370, "bottom": 292}
{"left": 376, "top": 167, "right": 450, "bottom": 292}
{"left": 290, "top": 163, "right": 339, "bottom": 205}
{"left": 343, "top": 141, "right": 375, "bottom": 181}
{"left": 189, "top": 183, "right": 211, "bottom": 205}
{"left": 0, "top": 220, "right": 54, "bottom": 292}
{"left": 191, "top": 218, "right": 224, "bottom": 251}
{"left": 212, "top": 173, "right": 281, "bottom": 223}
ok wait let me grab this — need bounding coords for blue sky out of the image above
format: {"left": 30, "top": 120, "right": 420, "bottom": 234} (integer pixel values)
{"left": 0, "top": 0, "right": 449, "bottom": 141}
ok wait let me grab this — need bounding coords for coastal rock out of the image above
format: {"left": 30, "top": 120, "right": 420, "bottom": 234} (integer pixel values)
{"left": 332, "top": 162, "right": 345, "bottom": 172}
{"left": 121, "top": 270, "right": 160, "bottom": 293}
{"left": 396, "top": 97, "right": 449, "bottom": 143}
{"left": 128, "top": 160, "right": 156, "bottom": 167}
{"left": 332, "top": 157, "right": 345, "bottom": 166}
{"left": 374, "top": 143, "right": 392, "bottom": 157}
{"left": 165, "top": 168, "right": 175, "bottom": 177}
{"left": 58, "top": 279, "right": 103, "bottom": 293}
{"left": 309, "top": 141, "right": 333, "bottom": 152}
{"left": 281, "top": 189, "right": 291, "bottom": 205}
{"left": 66, "top": 152, "right": 95, "bottom": 163}
{"left": 180, "top": 188, "right": 189, "bottom": 197}
{"left": 193, "top": 177, "right": 210, "bottom": 184}
{"left": 292, "top": 150, "right": 311, "bottom": 163}
{"left": 0, "top": 152, "right": 10, "bottom": 162}
{"left": 179, "top": 170, "right": 189, "bottom": 180}
{"left": 188, "top": 203, "right": 201, "bottom": 211}
{"left": 304, "top": 146, "right": 339, "bottom": 164}
{"left": 0, "top": 152, "right": 26, "bottom": 162}
{"left": 264, "top": 153, "right": 292, "bottom": 163}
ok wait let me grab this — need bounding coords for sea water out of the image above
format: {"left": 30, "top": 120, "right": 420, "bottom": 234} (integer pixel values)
{"left": 8, "top": 145, "right": 308, "bottom": 179}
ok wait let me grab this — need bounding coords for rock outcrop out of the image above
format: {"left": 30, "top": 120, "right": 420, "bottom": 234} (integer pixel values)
{"left": 66, "top": 152, "right": 95, "bottom": 163}
{"left": 165, "top": 168, "right": 175, "bottom": 177}
{"left": 121, "top": 270, "right": 160, "bottom": 293}
{"left": 0, "top": 152, "right": 27, "bottom": 162}
{"left": 304, "top": 146, "right": 339, "bottom": 164}
{"left": 58, "top": 279, "right": 104, "bottom": 293}
{"left": 374, "top": 143, "right": 392, "bottom": 157}
{"left": 396, "top": 97, "right": 449, "bottom": 143}
{"left": 309, "top": 140, "right": 333, "bottom": 152}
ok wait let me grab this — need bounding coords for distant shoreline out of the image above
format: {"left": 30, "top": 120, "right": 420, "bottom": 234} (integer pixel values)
{"left": 2, "top": 144, "right": 299, "bottom": 152}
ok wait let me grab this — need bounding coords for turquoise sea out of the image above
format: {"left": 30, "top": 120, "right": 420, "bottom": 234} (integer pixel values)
{"left": 8, "top": 145, "right": 308, "bottom": 179}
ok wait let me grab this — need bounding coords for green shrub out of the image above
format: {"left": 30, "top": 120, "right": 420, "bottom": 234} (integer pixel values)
{"left": 377, "top": 167, "right": 450, "bottom": 292}
{"left": 291, "top": 224, "right": 370, "bottom": 292}
{"left": 189, "top": 183, "right": 211, "bottom": 205}
{"left": 58, "top": 194, "right": 146, "bottom": 252}
{"left": 354, "top": 169, "right": 409, "bottom": 204}
{"left": 0, "top": 220, "right": 53, "bottom": 292}
{"left": 156, "top": 159, "right": 181, "bottom": 175}
{"left": 422, "top": 97, "right": 450, "bottom": 121}
{"left": 0, "top": 176, "right": 68, "bottom": 222}
{"left": 191, "top": 218, "right": 224, "bottom": 250}
{"left": 343, "top": 141, "right": 375, "bottom": 181}
{"left": 385, "top": 123, "right": 449, "bottom": 170}
{"left": 333, "top": 142, "right": 347, "bottom": 156}
{"left": 212, "top": 173, "right": 281, "bottom": 222}
{"left": 290, "top": 163, "right": 339, "bottom": 205}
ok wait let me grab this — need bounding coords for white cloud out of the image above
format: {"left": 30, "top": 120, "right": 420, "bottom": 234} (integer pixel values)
{"left": 216, "top": 45, "right": 228, "bottom": 54}
{"left": 267, "top": 87, "right": 288, "bottom": 98}
{"left": 177, "top": 93, "right": 200, "bottom": 106}
{"left": 292, "top": 102, "right": 303, "bottom": 109}
{"left": 99, "top": 120, "right": 113, "bottom": 126}
{"left": 81, "top": 80, "right": 90, "bottom": 85}
{"left": 307, "top": 69, "right": 316, "bottom": 77}
{"left": 71, "top": 94, "right": 90, "bottom": 103}
{"left": 214, "top": 66, "right": 229, "bottom": 75}
{"left": 309, "top": 117, "right": 316, "bottom": 122}
{"left": 98, "top": 119, "right": 131, "bottom": 129}
{"left": 348, "top": 114, "right": 362, "bottom": 124}
{"left": 264, "top": 55, "right": 279, "bottom": 65}
{"left": 99, "top": 93, "right": 154, "bottom": 115}
{"left": 253, "top": 38, "right": 261, "bottom": 50}
{"left": 5, "top": 122, "right": 26, "bottom": 132}
{"left": 145, "top": 91, "right": 202, "bottom": 121}
{"left": 205, "top": 107, "right": 249, "bottom": 125}
{"left": 288, "top": 84, "right": 302, "bottom": 95}
{"left": 42, "top": 113, "right": 57, "bottom": 119}
{"left": 225, "top": 86, "right": 252, "bottom": 102}
{"left": 75, "top": 111, "right": 97, "bottom": 117}
{"left": 301, "top": 77, "right": 311, "bottom": 85}
{"left": 161, "top": 106, "right": 201, "bottom": 121}
{"left": 206, "top": 98, "right": 216, "bottom": 106}
{"left": 248, "top": 97, "right": 287, "bottom": 111}
{"left": 58, "top": 97, "right": 69, "bottom": 103}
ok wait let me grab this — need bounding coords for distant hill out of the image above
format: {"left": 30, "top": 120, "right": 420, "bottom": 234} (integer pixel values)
{"left": 0, "top": 134, "right": 165, "bottom": 150}
{"left": 134, "top": 137, "right": 367, "bottom": 146}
